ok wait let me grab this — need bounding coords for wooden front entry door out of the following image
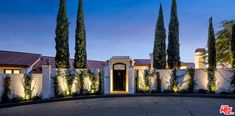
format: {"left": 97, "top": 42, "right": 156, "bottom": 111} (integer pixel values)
{"left": 113, "top": 63, "right": 126, "bottom": 91}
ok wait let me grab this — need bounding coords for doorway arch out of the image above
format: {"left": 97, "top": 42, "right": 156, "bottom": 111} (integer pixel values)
{"left": 112, "top": 63, "right": 126, "bottom": 91}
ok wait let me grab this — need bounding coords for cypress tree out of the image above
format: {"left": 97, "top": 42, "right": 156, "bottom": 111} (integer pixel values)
{"left": 55, "top": 0, "right": 70, "bottom": 68}
{"left": 74, "top": 0, "right": 87, "bottom": 68}
{"left": 231, "top": 24, "right": 235, "bottom": 68}
{"left": 167, "top": 0, "right": 180, "bottom": 69}
{"left": 231, "top": 24, "right": 235, "bottom": 92}
{"left": 207, "top": 17, "right": 216, "bottom": 93}
{"left": 208, "top": 17, "right": 216, "bottom": 70}
{"left": 153, "top": 4, "right": 166, "bottom": 69}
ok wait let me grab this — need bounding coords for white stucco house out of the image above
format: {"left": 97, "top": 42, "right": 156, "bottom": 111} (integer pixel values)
{"left": 0, "top": 50, "right": 196, "bottom": 94}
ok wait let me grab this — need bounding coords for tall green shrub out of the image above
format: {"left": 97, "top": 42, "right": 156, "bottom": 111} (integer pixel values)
{"left": 207, "top": 17, "right": 216, "bottom": 93}
{"left": 24, "top": 75, "right": 32, "bottom": 100}
{"left": 66, "top": 71, "right": 75, "bottom": 96}
{"left": 74, "top": 0, "right": 87, "bottom": 68}
{"left": 144, "top": 73, "right": 151, "bottom": 93}
{"left": 231, "top": 24, "right": 235, "bottom": 68}
{"left": 136, "top": 70, "right": 140, "bottom": 92}
{"left": 55, "top": 0, "right": 70, "bottom": 68}
{"left": 231, "top": 24, "right": 235, "bottom": 93}
{"left": 172, "top": 69, "right": 179, "bottom": 93}
{"left": 215, "top": 20, "right": 235, "bottom": 67}
{"left": 156, "top": 72, "right": 161, "bottom": 92}
{"left": 167, "top": 0, "right": 181, "bottom": 69}
{"left": 153, "top": 4, "right": 166, "bottom": 69}
{"left": 187, "top": 68, "right": 195, "bottom": 93}
{"left": 89, "top": 71, "right": 100, "bottom": 94}
{"left": 79, "top": 70, "right": 88, "bottom": 94}
{"left": 52, "top": 75, "right": 59, "bottom": 97}
{"left": 1, "top": 75, "right": 11, "bottom": 103}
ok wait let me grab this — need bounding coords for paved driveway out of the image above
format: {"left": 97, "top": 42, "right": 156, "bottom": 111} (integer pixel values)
{"left": 0, "top": 97, "right": 234, "bottom": 116}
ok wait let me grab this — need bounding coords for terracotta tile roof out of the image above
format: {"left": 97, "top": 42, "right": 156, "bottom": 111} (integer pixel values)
{"left": 134, "top": 59, "right": 151, "bottom": 66}
{"left": 32, "top": 56, "right": 106, "bottom": 73}
{"left": 32, "top": 58, "right": 153, "bottom": 73}
{"left": 181, "top": 62, "right": 195, "bottom": 67}
{"left": 0, "top": 50, "right": 41, "bottom": 67}
{"left": 195, "top": 48, "right": 206, "bottom": 53}
{"left": 87, "top": 60, "right": 106, "bottom": 69}
{"left": 0, "top": 50, "right": 195, "bottom": 73}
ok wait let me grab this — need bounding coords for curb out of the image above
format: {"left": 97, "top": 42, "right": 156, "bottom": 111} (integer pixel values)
{"left": 0, "top": 93, "right": 234, "bottom": 108}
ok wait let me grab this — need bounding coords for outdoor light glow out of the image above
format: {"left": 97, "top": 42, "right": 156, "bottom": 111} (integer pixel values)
{"left": 173, "top": 86, "right": 178, "bottom": 93}
{"left": 125, "top": 70, "right": 128, "bottom": 93}
{"left": 0, "top": 2, "right": 234, "bottom": 114}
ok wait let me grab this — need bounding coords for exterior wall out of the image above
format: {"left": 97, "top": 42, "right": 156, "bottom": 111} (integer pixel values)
{"left": 215, "top": 69, "right": 233, "bottom": 92}
{"left": 180, "top": 66, "right": 188, "bottom": 69}
{"left": 134, "top": 66, "right": 149, "bottom": 70}
{"left": 137, "top": 69, "right": 234, "bottom": 93}
{"left": 109, "top": 56, "right": 133, "bottom": 93}
{"left": 10, "top": 74, "right": 25, "bottom": 98}
{"left": 0, "top": 67, "right": 27, "bottom": 74}
{"left": 180, "top": 64, "right": 195, "bottom": 69}
{"left": 195, "top": 52, "right": 206, "bottom": 69}
{"left": 31, "top": 74, "right": 43, "bottom": 97}
{"left": 0, "top": 74, "right": 42, "bottom": 101}
{"left": 154, "top": 69, "right": 173, "bottom": 91}
{"left": 49, "top": 68, "right": 100, "bottom": 97}
{"left": 194, "top": 69, "right": 208, "bottom": 90}
{"left": 150, "top": 53, "right": 153, "bottom": 70}
{"left": 104, "top": 65, "right": 110, "bottom": 94}
{"left": 0, "top": 67, "right": 234, "bottom": 102}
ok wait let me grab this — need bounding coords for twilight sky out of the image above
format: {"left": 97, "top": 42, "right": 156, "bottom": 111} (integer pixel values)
{"left": 0, "top": 0, "right": 235, "bottom": 62}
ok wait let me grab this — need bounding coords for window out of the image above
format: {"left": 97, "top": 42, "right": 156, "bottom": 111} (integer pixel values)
{"left": 13, "top": 70, "right": 20, "bottom": 74}
{"left": 4, "top": 70, "right": 12, "bottom": 74}
{"left": 4, "top": 69, "right": 21, "bottom": 74}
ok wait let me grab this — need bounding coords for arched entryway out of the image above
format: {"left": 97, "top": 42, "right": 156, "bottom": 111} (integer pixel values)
{"left": 113, "top": 63, "right": 126, "bottom": 91}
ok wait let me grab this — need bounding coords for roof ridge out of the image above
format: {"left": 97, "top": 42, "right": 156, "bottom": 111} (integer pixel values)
{"left": 87, "top": 60, "right": 105, "bottom": 62}
{"left": 42, "top": 56, "right": 105, "bottom": 62}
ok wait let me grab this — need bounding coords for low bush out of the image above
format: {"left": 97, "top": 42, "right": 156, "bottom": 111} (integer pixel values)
{"left": 12, "top": 96, "right": 24, "bottom": 102}
{"left": 178, "top": 89, "right": 190, "bottom": 94}
{"left": 24, "top": 74, "right": 32, "bottom": 100}
{"left": 220, "top": 91, "right": 230, "bottom": 95}
{"left": 31, "top": 96, "right": 42, "bottom": 100}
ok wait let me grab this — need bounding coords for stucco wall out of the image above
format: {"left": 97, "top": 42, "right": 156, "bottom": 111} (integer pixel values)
{"left": 0, "top": 68, "right": 234, "bottom": 102}
{"left": 0, "top": 74, "right": 42, "bottom": 101}
{"left": 215, "top": 69, "right": 233, "bottom": 92}
{"left": 50, "top": 69, "right": 98, "bottom": 97}
{"left": 155, "top": 69, "right": 173, "bottom": 91}
{"left": 136, "top": 69, "right": 234, "bottom": 93}
{"left": 31, "top": 74, "right": 43, "bottom": 97}
{"left": 194, "top": 69, "right": 208, "bottom": 90}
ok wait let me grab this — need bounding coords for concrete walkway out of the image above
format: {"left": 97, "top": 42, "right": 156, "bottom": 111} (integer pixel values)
{"left": 0, "top": 97, "right": 234, "bottom": 116}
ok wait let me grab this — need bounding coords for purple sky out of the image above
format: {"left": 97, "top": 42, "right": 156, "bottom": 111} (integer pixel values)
{"left": 0, "top": 0, "right": 235, "bottom": 62}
